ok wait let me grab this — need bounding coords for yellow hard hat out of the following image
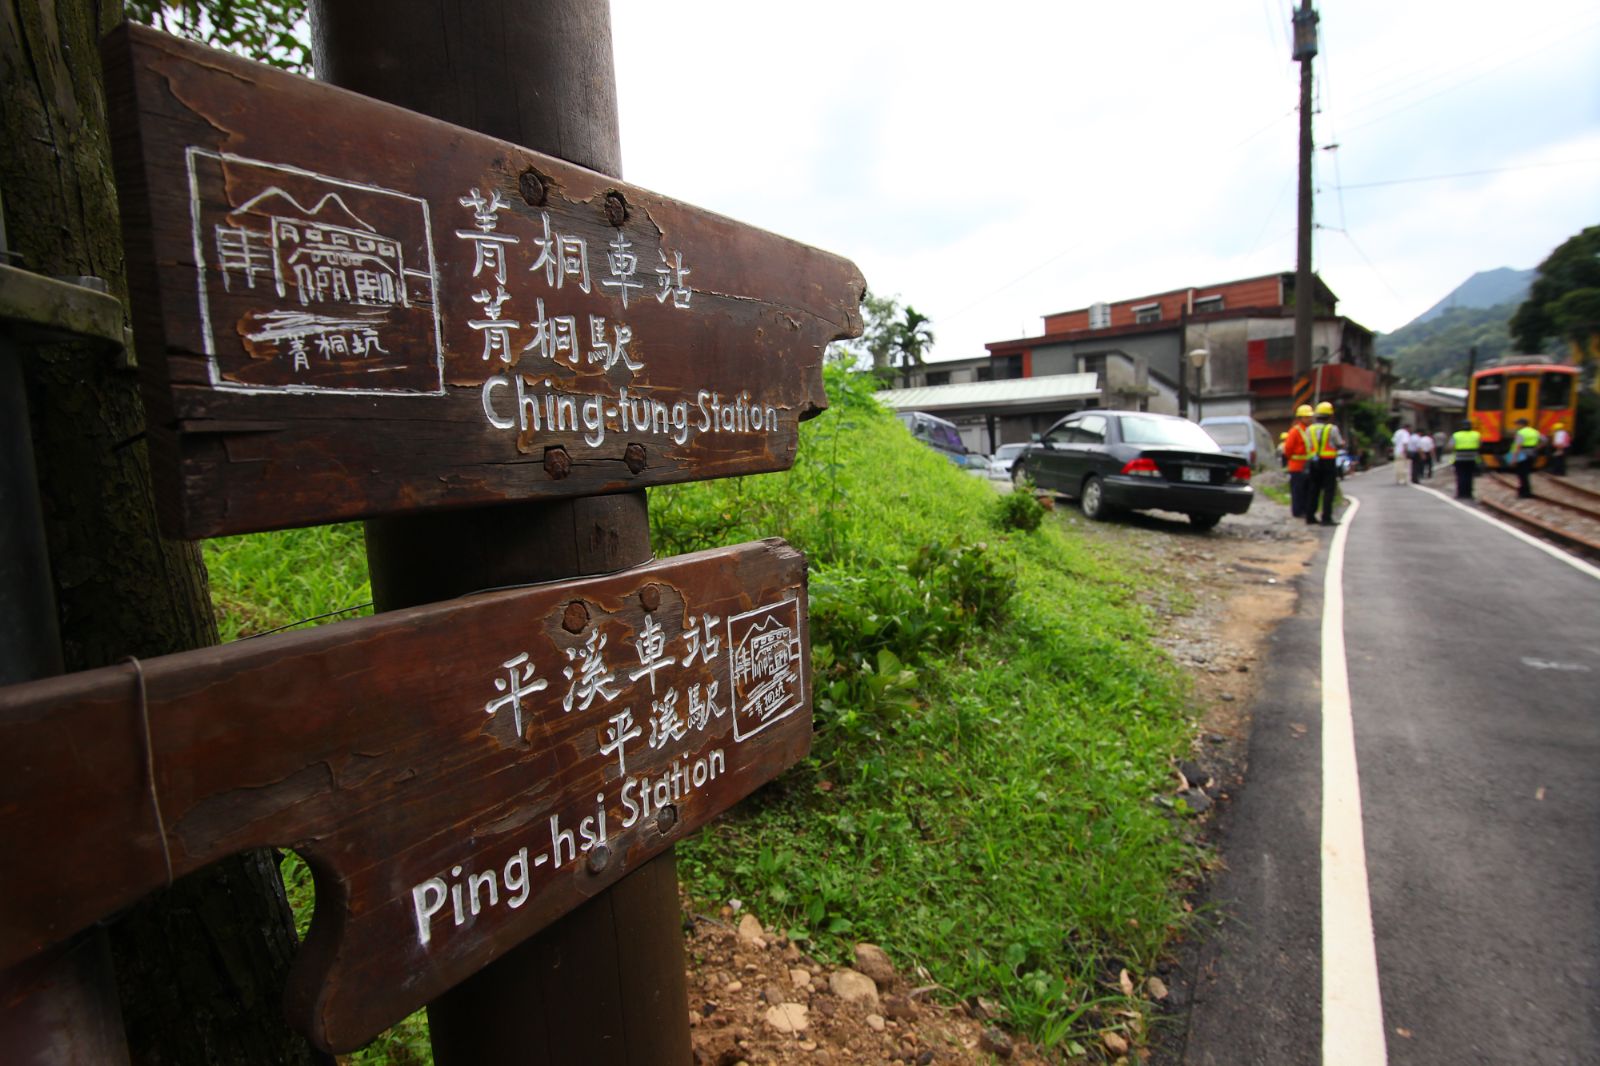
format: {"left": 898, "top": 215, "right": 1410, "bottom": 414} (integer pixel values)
{"left": 1315, "top": 401, "right": 1334, "bottom": 416}
{"left": 1295, "top": 404, "right": 1314, "bottom": 417}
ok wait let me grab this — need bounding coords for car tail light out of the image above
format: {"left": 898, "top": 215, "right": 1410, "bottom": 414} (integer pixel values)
{"left": 1121, "top": 457, "right": 1161, "bottom": 477}
{"left": 1231, "top": 465, "right": 1252, "bottom": 482}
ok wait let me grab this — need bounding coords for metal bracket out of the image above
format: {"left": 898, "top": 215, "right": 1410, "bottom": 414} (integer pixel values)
{"left": 0, "top": 264, "right": 132, "bottom": 366}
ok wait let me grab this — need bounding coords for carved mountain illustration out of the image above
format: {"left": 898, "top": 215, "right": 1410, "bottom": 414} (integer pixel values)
{"left": 230, "top": 186, "right": 377, "bottom": 233}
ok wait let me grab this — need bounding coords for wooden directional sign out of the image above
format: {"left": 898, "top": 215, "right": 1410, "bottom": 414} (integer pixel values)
{"left": 101, "top": 25, "right": 864, "bottom": 539}
{"left": 0, "top": 539, "right": 809, "bottom": 1051}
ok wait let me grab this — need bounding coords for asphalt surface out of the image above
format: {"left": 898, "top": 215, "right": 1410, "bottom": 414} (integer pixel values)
{"left": 1180, "top": 470, "right": 1600, "bottom": 1065}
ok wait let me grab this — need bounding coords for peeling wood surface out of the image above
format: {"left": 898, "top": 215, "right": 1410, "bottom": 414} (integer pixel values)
{"left": 0, "top": 539, "right": 810, "bottom": 1051}
{"left": 102, "top": 24, "right": 864, "bottom": 539}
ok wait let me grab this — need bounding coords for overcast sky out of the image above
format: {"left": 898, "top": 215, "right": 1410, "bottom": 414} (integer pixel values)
{"left": 610, "top": 0, "right": 1600, "bottom": 362}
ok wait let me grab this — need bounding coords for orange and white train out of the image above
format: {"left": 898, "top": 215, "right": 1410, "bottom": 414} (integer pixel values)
{"left": 1467, "top": 361, "right": 1579, "bottom": 468}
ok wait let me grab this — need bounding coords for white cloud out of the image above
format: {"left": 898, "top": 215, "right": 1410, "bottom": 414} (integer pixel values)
{"left": 611, "top": 0, "right": 1600, "bottom": 357}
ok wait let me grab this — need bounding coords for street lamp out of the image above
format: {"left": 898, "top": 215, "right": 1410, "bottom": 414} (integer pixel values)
{"left": 1187, "top": 348, "right": 1210, "bottom": 423}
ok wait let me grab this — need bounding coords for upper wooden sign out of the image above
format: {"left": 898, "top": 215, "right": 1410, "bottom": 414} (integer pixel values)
{"left": 101, "top": 24, "right": 864, "bottom": 539}
{"left": 0, "top": 539, "right": 809, "bottom": 1051}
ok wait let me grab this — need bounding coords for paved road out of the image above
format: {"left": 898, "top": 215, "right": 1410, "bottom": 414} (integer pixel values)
{"left": 1181, "top": 473, "right": 1600, "bottom": 1065}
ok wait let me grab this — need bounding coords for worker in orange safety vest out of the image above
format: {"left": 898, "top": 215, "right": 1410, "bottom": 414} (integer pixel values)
{"left": 1283, "top": 404, "right": 1314, "bottom": 519}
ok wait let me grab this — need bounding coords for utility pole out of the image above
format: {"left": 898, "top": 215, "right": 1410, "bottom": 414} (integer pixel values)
{"left": 309, "top": 3, "right": 691, "bottom": 1062}
{"left": 1291, "top": 1, "right": 1319, "bottom": 414}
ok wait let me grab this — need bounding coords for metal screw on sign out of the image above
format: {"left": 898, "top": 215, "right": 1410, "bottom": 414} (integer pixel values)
{"left": 624, "top": 443, "right": 648, "bottom": 474}
{"left": 518, "top": 167, "right": 547, "bottom": 207}
{"left": 586, "top": 843, "right": 611, "bottom": 875}
{"left": 604, "top": 190, "right": 628, "bottom": 227}
{"left": 561, "top": 601, "right": 589, "bottom": 634}
{"left": 639, "top": 584, "right": 661, "bottom": 613}
{"left": 655, "top": 805, "right": 677, "bottom": 835}
{"left": 543, "top": 446, "right": 571, "bottom": 480}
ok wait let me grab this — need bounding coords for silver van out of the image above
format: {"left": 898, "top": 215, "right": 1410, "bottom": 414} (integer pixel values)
{"left": 1200, "top": 416, "right": 1277, "bottom": 470}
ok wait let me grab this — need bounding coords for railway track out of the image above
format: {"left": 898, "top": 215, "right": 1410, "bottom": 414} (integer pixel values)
{"left": 1484, "top": 473, "right": 1600, "bottom": 523}
{"left": 1480, "top": 472, "right": 1600, "bottom": 560}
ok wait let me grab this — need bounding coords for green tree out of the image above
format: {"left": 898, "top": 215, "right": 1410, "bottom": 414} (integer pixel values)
{"left": 1511, "top": 224, "right": 1600, "bottom": 359}
{"left": 2, "top": 2, "right": 322, "bottom": 1061}
{"left": 894, "top": 305, "right": 935, "bottom": 382}
{"left": 861, "top": 291, "right": 904, "bottom": 374}
{"left": 124, "top": 0, "right": 311, "bottom": 72}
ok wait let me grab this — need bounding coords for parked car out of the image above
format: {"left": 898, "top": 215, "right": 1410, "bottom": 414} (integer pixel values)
{"left": 1012, "top": 410, "right": 1254, "bottom": 530}
{"left": 1200, "top": 416, "right": 1277, "bottom": 470}
{"left": 895, "top": 410, "right": 968, "bottom": 465}
{"left": 959, "top": 452, "right": 992, "bottom": 477}
{"left": 989, "top": 442, "right": 1030, "bottom": 479}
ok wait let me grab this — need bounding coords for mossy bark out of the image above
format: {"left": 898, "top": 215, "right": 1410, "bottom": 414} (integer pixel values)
{"left": 1, "top": 3, "right": 323, "bottom": 1062}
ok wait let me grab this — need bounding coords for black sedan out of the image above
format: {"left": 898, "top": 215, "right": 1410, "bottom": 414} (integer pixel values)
{"left": 1012, "top": 410, "right": 1254, "bottom": 530}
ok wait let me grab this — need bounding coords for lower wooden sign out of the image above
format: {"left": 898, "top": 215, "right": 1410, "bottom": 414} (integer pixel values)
{"left": 0, "top": 539, "right": 809, "bottom": 1051}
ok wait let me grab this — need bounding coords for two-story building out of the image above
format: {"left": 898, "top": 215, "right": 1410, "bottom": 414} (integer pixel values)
{"left": 878, "top": 272, "right": 1388, "bottom": 453}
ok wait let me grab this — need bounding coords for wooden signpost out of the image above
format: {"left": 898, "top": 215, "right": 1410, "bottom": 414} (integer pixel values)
{"left": 102, "top": 24, "right": 863, "bottom": 539}
{"left": 0, "top": 14, "right": 865, "bottom": 1063}
{"left": 0, "top": 540, "right": 809, "bottom": 1051}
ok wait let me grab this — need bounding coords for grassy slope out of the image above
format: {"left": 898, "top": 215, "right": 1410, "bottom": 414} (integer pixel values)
{"left": 656, "top": 368, "right": 1199, "bottom": 1049}
{"left": 202, "top": 367, "right": 1200, "bottom": 1059}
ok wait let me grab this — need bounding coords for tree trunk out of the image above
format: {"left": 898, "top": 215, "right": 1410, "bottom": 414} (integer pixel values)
{"left": 0, "top": 3, "right": 323, "bottom": 1062}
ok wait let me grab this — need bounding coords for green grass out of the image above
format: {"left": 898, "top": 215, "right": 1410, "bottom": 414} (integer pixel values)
{"left": 1258, "top": 483, "right": 1291, "bottom": 506}
{"left": 201, "top": 366, "right": 1203, "bottom": 1059}
{"left": 657, "top": 368, "right": 1201, "bottom": 1049}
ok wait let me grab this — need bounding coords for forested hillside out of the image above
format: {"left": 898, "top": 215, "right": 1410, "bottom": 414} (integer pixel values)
{"left": 1375, "top": 302, "right": 1519, "bottom": 385}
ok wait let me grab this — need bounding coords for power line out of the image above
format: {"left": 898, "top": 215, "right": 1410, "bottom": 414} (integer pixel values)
{"left": 1336, "top": 156, "right": 1600, "bottom": 191}
{"left": 1337, "top": 17, "right": 1600, "bottom": 133}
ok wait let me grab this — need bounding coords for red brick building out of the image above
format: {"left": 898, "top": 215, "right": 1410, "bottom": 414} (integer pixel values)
{"left": 985, "top": 272, "right": 1385, "bottom": 434}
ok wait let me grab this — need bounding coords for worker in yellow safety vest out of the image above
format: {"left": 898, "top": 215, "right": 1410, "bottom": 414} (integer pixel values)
{"left": 1451, "top": 419, "right": 1481, "bottom": 500}
{"left": 1509, "top": 417, "right": 1542, "bottom": 498}
{"left": 1305, "top": 401, "right": 1344, "bottom": 526}
{"left": 1283, "top": 405, "right": 1314, "bottom": 519}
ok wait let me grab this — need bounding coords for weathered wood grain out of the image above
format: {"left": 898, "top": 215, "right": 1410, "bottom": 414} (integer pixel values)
{"left": 101, "top": 24, "right": 863, "bottom": 539}
{"left": 0, "top": 538, "right": 810, "bottom": 1051}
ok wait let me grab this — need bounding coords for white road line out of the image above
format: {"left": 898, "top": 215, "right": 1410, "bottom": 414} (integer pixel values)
{"left": 1413, "top": 482, "right": 1600, "bottom": 581}
{"left": 1321, "top": 496, "right": 1389, "bottom": 1065}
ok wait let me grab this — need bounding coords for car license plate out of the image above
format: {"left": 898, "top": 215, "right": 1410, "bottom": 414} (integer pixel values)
{"left": 1182, "top": 467, "right": 1210, "bottom": 483}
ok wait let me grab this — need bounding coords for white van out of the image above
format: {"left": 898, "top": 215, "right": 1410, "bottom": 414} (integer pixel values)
{"left": 1200, "top": 416, "right": 1277, "bottom": 470}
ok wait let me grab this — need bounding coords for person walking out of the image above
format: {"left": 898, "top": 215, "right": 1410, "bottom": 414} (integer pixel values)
{"left": 1452, "top": 419, "right": 1481, "bottom": 500}
{"left": 1306, "top": 401, "right": 1345, "bottom": 526}
{"left": 1392, "top": 423, "right": 1412, "bottom": 485}
{"left": 1510, "top": 417, "right": 1542, "bottom": 498}
{"left": 1284, "top": 404, "right": 1313, "bottom": 519}
{"left": 1418, "top": 431, "right": 1435, "bottom": 478}
{"left": 1551, "top": 421, "right": 1571, "bottom": 476}
{"left": 1407, "top": 429, "right": 1425, "bottom": 483}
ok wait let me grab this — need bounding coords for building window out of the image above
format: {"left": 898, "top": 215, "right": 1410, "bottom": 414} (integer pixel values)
{"left": 1132, "top": 302, "right": 1161, "bottom": 324}
{"left": 1193, "top": 295, "right": 1223, "bottom": 314}
{"left": 924, "top": 371, "right": 950, "bottom": 387}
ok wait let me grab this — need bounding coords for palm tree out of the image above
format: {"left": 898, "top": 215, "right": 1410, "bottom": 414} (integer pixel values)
{"left": 895, "top": 306, "right": 935, "bottom": 386}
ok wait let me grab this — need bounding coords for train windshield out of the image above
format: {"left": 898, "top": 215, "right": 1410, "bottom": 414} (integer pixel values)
{"left": 1541, "top": 371, "right": 1574, "bottom": 409}
{"left": 1474, "top": 373, "right": 1502, "bottom": 410}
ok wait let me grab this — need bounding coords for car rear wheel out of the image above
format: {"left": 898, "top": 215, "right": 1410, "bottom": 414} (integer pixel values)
{"left": 1188, "top": 512, "right": 1222, "bottom": 531}
{"left": 1081, "top": 475, "right": 1112, "bottom": 520}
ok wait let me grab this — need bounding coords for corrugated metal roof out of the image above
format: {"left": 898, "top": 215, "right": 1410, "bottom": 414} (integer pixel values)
{"left": 876, "top": 373, "right": 1100, "bottom": 412}
{"left": 1394, "top": 388, "right": 1466, "bottom": 410}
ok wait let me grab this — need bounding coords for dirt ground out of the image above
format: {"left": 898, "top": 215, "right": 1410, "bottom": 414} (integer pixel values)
{"left": 680, "top": 480, "right": 1323, "bottom": 1065}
